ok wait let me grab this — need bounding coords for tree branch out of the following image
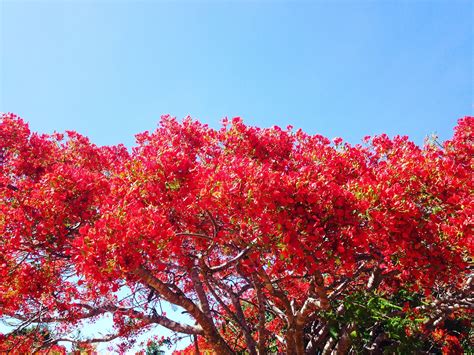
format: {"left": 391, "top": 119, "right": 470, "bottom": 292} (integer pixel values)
{"left": 134, "top": 265, "right": 233, "bottom": 355}
{"left": 209, "top": 245, "right": 252, "bottom": 272}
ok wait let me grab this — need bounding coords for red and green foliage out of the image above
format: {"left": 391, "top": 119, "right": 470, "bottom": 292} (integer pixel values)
{"left": 0, "top": 326, "right": 66, "bottom": 354}
{"left": 1, "top": 113, "right": 472, "bottom": 354}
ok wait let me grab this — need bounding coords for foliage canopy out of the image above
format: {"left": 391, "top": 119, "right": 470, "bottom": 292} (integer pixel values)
{"left": 0, "top": 114, "right": 472, "bottom": 354}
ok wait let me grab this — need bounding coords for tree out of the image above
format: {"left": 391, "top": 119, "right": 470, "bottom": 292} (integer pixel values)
{"left": 0, "top": 112, "right": 472, "bottom": 354}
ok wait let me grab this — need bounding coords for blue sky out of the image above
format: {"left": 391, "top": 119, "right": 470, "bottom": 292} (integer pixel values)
{"left": 1, "top": 0, "right": 472, "bottom": 148}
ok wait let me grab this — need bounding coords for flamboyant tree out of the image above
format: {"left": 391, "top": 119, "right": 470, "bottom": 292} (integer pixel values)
{"left": 0, "top": 113, "right": 472, "bottom": 354}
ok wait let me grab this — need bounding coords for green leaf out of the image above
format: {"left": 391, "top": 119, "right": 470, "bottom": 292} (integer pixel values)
{"left": 329, "top": 325, "right": 339, "bottom": 339}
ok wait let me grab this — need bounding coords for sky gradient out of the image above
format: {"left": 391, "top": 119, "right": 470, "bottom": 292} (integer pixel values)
{"left": 1, "top": 0, "right": 472, "bottom": 148}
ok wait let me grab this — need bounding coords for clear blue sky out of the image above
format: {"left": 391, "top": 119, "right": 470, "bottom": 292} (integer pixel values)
{"left": 1, "top": 0, "right": 472, "bottom": 147}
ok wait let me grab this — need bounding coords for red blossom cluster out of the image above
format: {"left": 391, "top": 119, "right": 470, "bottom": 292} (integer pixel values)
{"left": 0, "top": 113, "right": 472, "bottom": 353}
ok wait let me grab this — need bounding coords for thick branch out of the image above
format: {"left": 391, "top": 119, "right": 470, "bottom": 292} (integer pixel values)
{"left": 134, "top": 266, "right": 233, "bottom": 354}
{"left": 148, "top": 313, "right": 204, "bottom": 335}
{"left": 190, "top": 264, "right": 213, "bottom": 318}
{"left": 253, "top": 275, "right": 268, "bottom": 355}
{"left": 296, "top": 274, "right": 329, "bottom": 327}
{"left": 255, "top": 266, "right": 293, "bottom": 318}
{"left": 134, "top": 266, "right": 204, "bottom": 319}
